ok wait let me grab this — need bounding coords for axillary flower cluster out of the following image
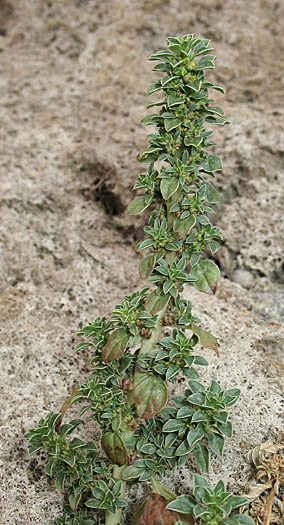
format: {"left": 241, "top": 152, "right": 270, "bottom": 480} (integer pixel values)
{"left": 25, "top": 35, "right": 254, "bottom": 525}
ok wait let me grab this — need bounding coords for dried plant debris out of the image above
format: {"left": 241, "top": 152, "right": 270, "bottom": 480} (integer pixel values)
{"left": 240, "top": 440, "right": 284, "bottom": 524}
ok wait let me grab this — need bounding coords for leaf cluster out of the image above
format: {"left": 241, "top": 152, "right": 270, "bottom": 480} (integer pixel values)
{"left": 25, "top": 413, "right": 127, "bottom": 519}
{"left": 121, "top": 380, "right": 240, "bottom": 480}
{"left": 167, "top": 474, "right": 254, "bottom": 524}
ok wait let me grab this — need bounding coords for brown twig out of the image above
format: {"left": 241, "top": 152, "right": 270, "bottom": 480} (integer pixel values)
{"left": 55, "top": 385, "right": 80, "bottom": 432}
{"left": 264, "top": 484, "right": 275, "bottom": 525}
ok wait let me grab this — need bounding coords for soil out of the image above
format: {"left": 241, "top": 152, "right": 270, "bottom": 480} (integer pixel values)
{"left": 0, "top": 1, "right": 283, "bottom": 524}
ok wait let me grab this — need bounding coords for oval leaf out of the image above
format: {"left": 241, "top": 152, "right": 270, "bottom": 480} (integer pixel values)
{"left": 134, "top": 371, "right": 168, "bottom": 419}
{"left": 101, "top": 328, "right": 129, "bottom": 362}
{"left": 139, "top": 254, "right": 156, "bottom": 280}
{"left": 166, "top": 495, "right": 195, "bottom": 516}
{"left": 144, "top": 291, "right": 170, "bottom": 314}
{"left": 128, "top": 195, "right": 152, "bottom": 215}
{"left": 173, "top": 215, "right": 196, "bottom": 236}
{"left": 101, "top": 432, "right": 128, "bottom": 466}
{"left": 164, "top": 118, "right": 182, "bottom": 132}
{"left": 160, "top": 177, "right": 180, "bottom": 200}
{"left": 208, "top": 432, "right": 224, "bottom": 457}
{"left": 204, "top": 182, "right": 219, "bottom": 203}
{"left": 191, "top": 260, "right": 221, "bottom": 294}
{"left": 208, "top": 154, "right": 222, "bottom": 171}
{"left": 192, "top": 443, "right": 209, "bottom": 472}
{"left": 122, "top": 463, "right": 145, "bottom": 481}
{"left": 191, "top": 324, "right": 219, "bottom": 356}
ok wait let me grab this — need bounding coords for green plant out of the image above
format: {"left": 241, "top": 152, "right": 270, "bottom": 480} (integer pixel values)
{"left": 25, "top": 34, "right": 252, "bottom": 525}
{"left": 167, "top": 474, "right": 253, "bottom": 524}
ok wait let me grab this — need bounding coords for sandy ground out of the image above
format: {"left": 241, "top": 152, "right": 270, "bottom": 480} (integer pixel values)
{"left": 0, "top": 0, "right": 283, "bottom": 523}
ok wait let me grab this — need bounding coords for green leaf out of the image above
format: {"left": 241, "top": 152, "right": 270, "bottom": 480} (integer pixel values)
{"left": 166, "top": 364, "right": 180, "bottom": 381}
{"left": 192, "top": 443, "right": 209, "bottom": 472}
{"left": 225, "top": 516, "right": 255, "bottom": 525}
{"left": 187, "top": 427, "right": 205, "bottom": 449}
{"left": 208, "top": 432, "right": 225, "bottom": 457}
{"left": 207, "top": 105, "right": 224, "bottom": 116}
{"left": 193, "top": 504, "right": 209, "bottom": 518}
{"left": 128, "top": 194, "right": 152, "bottom": 215}
{"left": 134, "top": 371, "right": 168, "bottom": 419}
{"left": 85, "top": 498, "right": 100, "bottom": 509}
{"left": 190, "top": 253, "right": 200, "bottom": 267}
{"left": 204, "top": 182, "right": 219, "bottom": 203}
{"left": 208, "top": 154, "right": 222, "bottom": 171}
{"left": 151, "top": 479, "right": 177, "bottom": 503}
{"left": 229, "top": 496, "right": 250, "bottom": 510}
{"left": 28, "top": 442, "right": 43, "bottom": 454}
{"left": 167, "top": 95, "right": 185, "bottom": 108}
{"left": 139, "top": 254, "right": 156, "bottom": 279}
{"left": 140, "top": 443, "right": 157, "bottom": 454}
{"left": 69, "top": 491, "right": 82, "bottom": 511}
{"left": 216, "top": 420, "right": 233, "bottom": 438}
{"left": 141, "top": 114, "right": 161, "bottom": 126}
{"left": 112, "top": 413, "right": 122, "bottom": 432}
{"left": 175, "top": 439, "right": 191, "bottom": 456}
{"left": 101, "top": 432, "right": 128, "bottom": 466}
{"left": 149, "top": 50, "right": 173, "bottom": 60}
{"left": 197, "top": 215, "right": 209, "bottom": 226}
{"left": 162, "top": 419, "right": 187, "bottom": 433}
{"left": 121, "top": 463, "right": 145, "bottom": 481}
{"left": 185, "top": 79, "right": 202, "bottom": 92}
{"left": 191, "top": 324, "right": 219, "bottom": 355}
{"left": 55, "top": 472, "right": 65, "bottom": 492}
{"left": 166, "top": 495, "right": 195, "bottom": 514}
{"left": 224, "top": 388, "right": 241, "bottom": 406}
{"left": 191, "top": 260, "right": 221, "bottom": 294}
{"left": 164, "top": 118, "right": 182, "bottom": 132}
{"left": 176, "top": 406, "right": 195, "bottom": 419}
{"left": 144, "top": 291, "right": 170, "bottom": 314}
{"left": 101, "top": 327, "right": 129, "bottom": 362}
{"left": 194, "top": 356, "right": 208, "bottom": 366}
{"left": 70, "top": 437, "right": 86, "bottom": 449}
{"left": 195, "top": 55, "right": 216, "bottom": 70}
{"left": 194, "top": 44, "right": 214, "bottom": 57}
{"left": 188, "top": 380, "right": 205, "bottom": 393}
{"left": 209, "top": 380, "right": 222, "bottom": 393}
{"left": 164, "top": 433, "right": 178, "bottom": 448}
{"left": 160, "top": 177, "right": 179, "bottom": 200}
{"left": 203, "top": 80, "right": 225, "bottom": 94}
{"left": 191, "top": 412, "right": 209, "bottom": 423}
{"left": 193, "top": 474, "right": 211, "bottom": 490}
{"left": 203, "top": 154, "right": 223, "bottom": 172}
{"left": 163, "top": 280, "right": 175, "bottom": 295}
{"left": 45, "top": 458, "right": 56, "bottom": 476}
{"left": 161, "top": 75, "right": 179, "bottom": 87}
{"left": 173, "top": 215, "right": 196, "bottom": 236}
{"left": 184, "top": 367, "right": 200, "bottom": 380}
{"left": 208, "top": 240, "right": 219, "bottom": 254}
{"left": 147, "top": 81, "right": 162, "bottom": 94}
{"left": 187, "top": 393, "right": 205, "bottom": 406}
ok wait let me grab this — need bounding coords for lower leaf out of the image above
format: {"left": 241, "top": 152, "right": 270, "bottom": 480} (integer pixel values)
{"left": 101, "top": 432, "right": 128, "bottom": 465}
{"left": 208, "top": 432, "right": 225, "bottom": 457}
{"left": 133, "top": 493, "right": 183, "bottom": 525}
{"left": 134, "top": 371, "right": 168, "bottom": 418}
{"left": 101, "top": 327, "right": 129, "bottom": 362}
{"left": 191, "top": 259, "right": 220, "bottom": 294}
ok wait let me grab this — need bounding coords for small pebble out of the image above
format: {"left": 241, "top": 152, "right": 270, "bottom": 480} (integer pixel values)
{"left": 232, "top": 269, "right": 254, "bottom": 289}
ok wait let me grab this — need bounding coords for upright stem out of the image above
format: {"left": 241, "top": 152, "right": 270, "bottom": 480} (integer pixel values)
{"left": 105, "top": 465, "right": 126, "bottom": 525}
